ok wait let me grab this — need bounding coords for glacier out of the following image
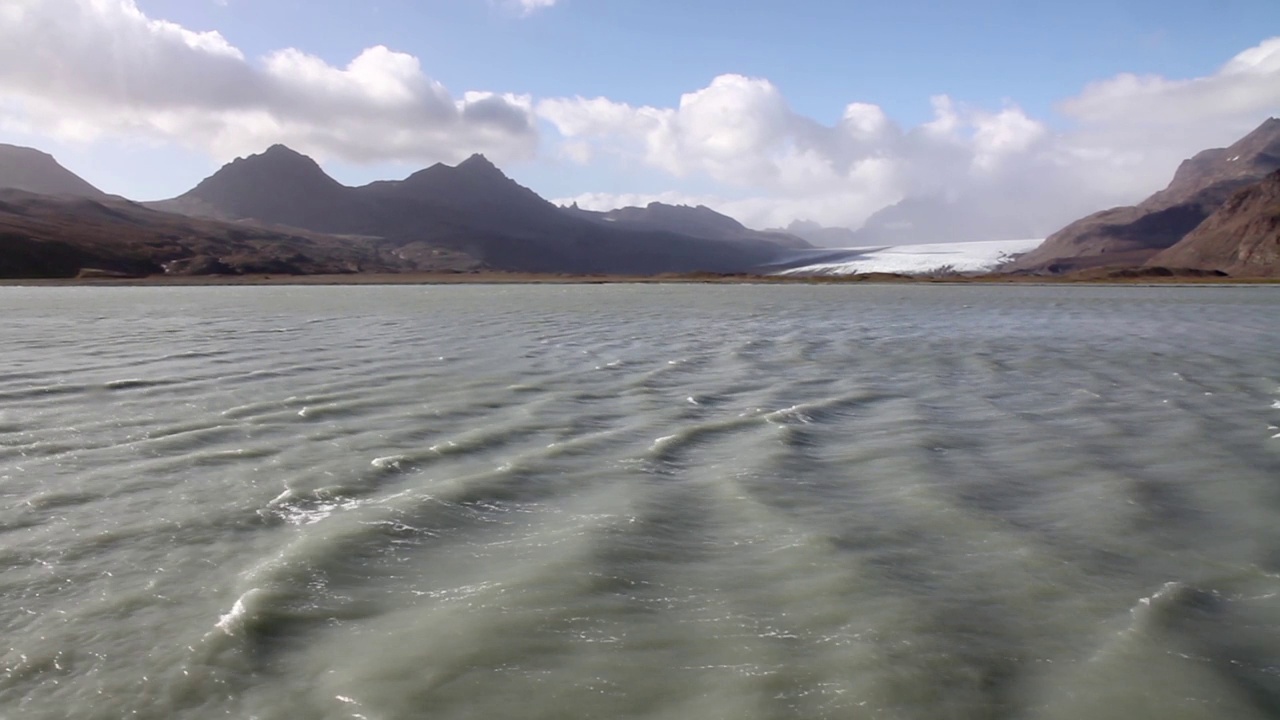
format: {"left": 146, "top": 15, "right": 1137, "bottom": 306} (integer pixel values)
{"left": 772, "top": 238, "right": 1044, "bottom": 276}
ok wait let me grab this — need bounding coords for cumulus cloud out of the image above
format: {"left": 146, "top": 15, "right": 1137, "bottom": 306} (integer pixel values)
{"left": 542, "top": 37, "right": 1280, "bottom": 235}
{"left": 514, "top": 0, "right": 558, "bottom": 16}
{"left": 539, "top": 78, "right": 1058, "bottom": 231}
{"left": 0, "top": 0, "right": 538, "bottom": 165}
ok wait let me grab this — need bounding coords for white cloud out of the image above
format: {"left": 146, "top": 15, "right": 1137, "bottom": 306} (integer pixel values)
{"left": 539, "top": 79, "right": 1056, "bottom": 229}
{"left": 515, "top": 0, "right": 558, "bottom": 15}
{"left": 0, "top": 0, "right": 538, "bottom": 165}
{"left": 540, "top": 36, "right": 1280, "bottom": 235}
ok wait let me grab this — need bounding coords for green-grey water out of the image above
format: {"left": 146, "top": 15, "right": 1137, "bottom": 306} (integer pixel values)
{"left": 2, "top": 284, "right": 1279, "bottom": 719}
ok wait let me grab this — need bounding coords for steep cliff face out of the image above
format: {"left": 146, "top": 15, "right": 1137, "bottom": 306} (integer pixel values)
{"left": 1148, "top": 170, "right": 1280, "bottom": 276}
{"left": 1009, "top": 118, "right": 1280, "bottom": 272}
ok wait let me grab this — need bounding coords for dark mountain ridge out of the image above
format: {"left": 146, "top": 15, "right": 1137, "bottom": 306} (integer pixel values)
{"left": 151, "top": 147, "right": 797, "bottom": 274}
{"left": 0, "top": 188, "right": 480, "bottom": 279}
{"left": 567, "top": 201, "right": 811, "bottom": 249}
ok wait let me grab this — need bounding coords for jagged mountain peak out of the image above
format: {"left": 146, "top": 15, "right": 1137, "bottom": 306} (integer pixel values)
{"left": 185, "top": 145, "right": 345, "bottom": 203}
{"left": 219, "top": 144, "right": 335, "bottom": 180}
{"left": 456, "top": 153, "right": 500, "bottom": 172}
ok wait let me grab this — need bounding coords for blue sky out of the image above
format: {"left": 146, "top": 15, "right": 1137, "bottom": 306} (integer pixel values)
{"left": 1, "top": 0, "right": 1278, "bottom": 233}
{"left": 139, "top": 0, "right": 1267, "bottom": 122}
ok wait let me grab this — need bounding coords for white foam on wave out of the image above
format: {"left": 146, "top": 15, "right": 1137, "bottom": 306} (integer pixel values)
{"left": 215, "top": 588, "right": 262, "bottom": 636}
{"left": 372, "top": 455, "right": 410, "bottom": 470}
{"left": 764, "top": 404, "right": 815, "bottom": 425}
{"left": 651, "top": 434, "right": 680, "bottom": 450}
{"left": 267, "top": 489, "right": 295, "bottom": 507}
{"left": 271, "top": 496, "right": 363, "bottom": 526}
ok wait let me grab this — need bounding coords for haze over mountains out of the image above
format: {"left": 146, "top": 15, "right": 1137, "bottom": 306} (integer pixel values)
{"left": 566, "top": 202, "right": 811, "bottom": 249}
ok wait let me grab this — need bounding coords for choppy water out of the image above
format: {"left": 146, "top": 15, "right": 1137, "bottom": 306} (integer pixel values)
{"left": 2, "top": 284, "right": 1280, "bottom": 720}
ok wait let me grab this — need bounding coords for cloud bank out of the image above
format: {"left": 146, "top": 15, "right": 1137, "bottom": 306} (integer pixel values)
{"left": 543, "top": 38, "right": 1280, "bottom": 233}
{"left": 1, "top": 1, "right": 1277, "bottom": 237}
{"left": 0, "top": 0, "right": 538, "bottom": 165}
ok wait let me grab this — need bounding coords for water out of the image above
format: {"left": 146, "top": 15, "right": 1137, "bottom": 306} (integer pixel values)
{"left": 2, "top": 284, "right": 1279, "bottom": 720}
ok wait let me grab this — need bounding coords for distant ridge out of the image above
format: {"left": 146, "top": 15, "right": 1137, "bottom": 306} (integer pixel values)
{"left": 0, "top": 144, "right": 107, "bottom": 198}
{"left": 567, "top": 202, "right": 811, "bottom": 249}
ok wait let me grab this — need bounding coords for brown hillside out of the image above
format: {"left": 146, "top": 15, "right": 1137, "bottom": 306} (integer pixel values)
{"left": 1148, "top": 170, "right": 1280, "bottom": 276}
{"left": 1009, "top": 118, "right": 1280, "bottom": 272}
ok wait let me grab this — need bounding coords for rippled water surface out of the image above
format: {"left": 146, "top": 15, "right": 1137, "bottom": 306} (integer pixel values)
{"left": 3, "top": 284, "right": 1280, "bottom": 720}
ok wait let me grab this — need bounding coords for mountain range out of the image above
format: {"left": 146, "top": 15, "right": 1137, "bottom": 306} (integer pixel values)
{"left": 147, "top": 145, "right": 807, "bottom": 275}
{"left": 2, "top": 121, "right": 1279, "bottom": 279}
{"left": 0, "top": 144, "right": 812, "bottom": 278}
{"left": 566, "top": 202, "right": 810, "bottom": 249}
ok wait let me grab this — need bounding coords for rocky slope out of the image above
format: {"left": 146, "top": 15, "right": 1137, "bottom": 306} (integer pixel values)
{"left": 0, "top": 144, "right": 107, "bottom": 198}
{"left": 0, "top": 189, "right": 476, "bottom": 279}
{"left": 1009, "top": 118, "right": 1280, "bottom": 272}
{"left": 1146, "top": 170, "right": 1280, "bottom": 276}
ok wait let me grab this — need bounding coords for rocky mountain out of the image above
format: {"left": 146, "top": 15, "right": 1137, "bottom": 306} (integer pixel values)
{"left": 1146, "top": 169, "right": 1280, "bottom": 276}
{"left": 0, "top": 189, "right": 475, "bottom": 279}
{"left": 154, "top": 145, "right": 360, "bottom": 231}
{"left": 0, "top": 144, "right": 107, "bottom": 198}
{"left": 153, "top": 147, "right": 793, "bottom": 275}
{"left": 1009, "top": 118, "right": 1280, "bottom": 272}
{"left": 566, "top": 202, "right": 811, "bottom": 249}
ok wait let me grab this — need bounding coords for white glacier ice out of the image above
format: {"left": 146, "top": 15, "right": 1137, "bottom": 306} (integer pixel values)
{"left": 774, "top": 238, "right": 1044, "bottom": 276}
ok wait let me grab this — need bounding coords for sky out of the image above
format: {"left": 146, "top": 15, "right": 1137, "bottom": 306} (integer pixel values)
{"left": 1, "top": 0, "right": 1278, "bottom": 236}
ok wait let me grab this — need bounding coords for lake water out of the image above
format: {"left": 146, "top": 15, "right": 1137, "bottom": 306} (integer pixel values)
{"left": 2, "top": 284, "right": 1279, "bottom": 720}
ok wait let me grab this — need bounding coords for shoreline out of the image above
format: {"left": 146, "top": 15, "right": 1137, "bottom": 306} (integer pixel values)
{"left": 1, "top": 271, "right": 1278, "bottom": 287}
